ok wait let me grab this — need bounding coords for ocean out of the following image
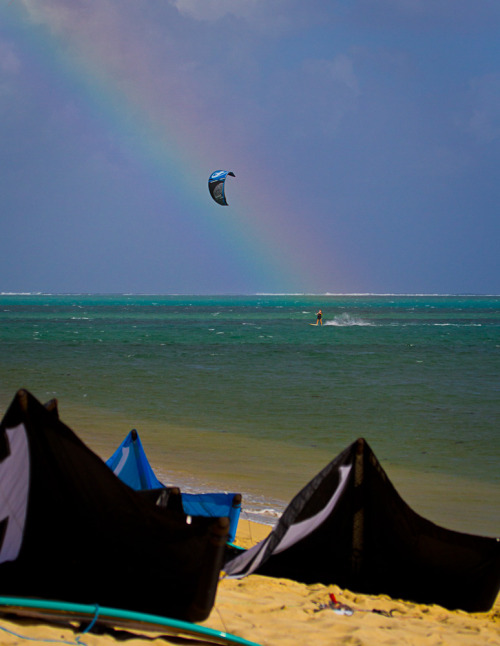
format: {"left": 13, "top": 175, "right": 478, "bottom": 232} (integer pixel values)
{"left": 0, "top": 294, "right": 498, "bottom": 536}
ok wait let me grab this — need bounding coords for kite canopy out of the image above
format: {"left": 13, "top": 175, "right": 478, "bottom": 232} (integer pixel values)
{"left": 106, "top": 430, "right": 242, "bottom": 543}
{"left": 208, "top": 170, "right": 235, "bottom": 206}
{"left": 224, "top": 438, "right": 500, "bottom": 613}
{"left": 0, "top": 390, "right": 228, "bottom": 622}
{"left": 106, "top": 429, "right": 164, "bottom": 491}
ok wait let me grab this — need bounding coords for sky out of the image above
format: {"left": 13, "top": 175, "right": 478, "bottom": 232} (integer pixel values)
{"left": 0, "top": 0, "right": 499, "bottom": 294}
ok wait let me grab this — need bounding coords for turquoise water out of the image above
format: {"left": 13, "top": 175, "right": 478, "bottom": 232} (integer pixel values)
{"left": 0, "top": 294, "right": 499, "bottom": 535}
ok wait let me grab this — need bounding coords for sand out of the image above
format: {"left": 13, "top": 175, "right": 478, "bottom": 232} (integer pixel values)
{"left": 0, "top": 518, "right": 498, "bottom": 646}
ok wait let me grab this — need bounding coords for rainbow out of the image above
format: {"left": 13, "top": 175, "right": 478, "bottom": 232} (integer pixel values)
{"left": 3, "top": 2, "right": 344, "bottom": 292}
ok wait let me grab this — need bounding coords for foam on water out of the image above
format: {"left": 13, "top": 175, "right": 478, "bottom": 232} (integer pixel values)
{"left": 325, "top": 313, "right": 373, "bottom": 326}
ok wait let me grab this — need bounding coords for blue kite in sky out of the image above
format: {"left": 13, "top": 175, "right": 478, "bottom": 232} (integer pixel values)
{"left": 208, "top": 170, "right": 235, "bottom": 206}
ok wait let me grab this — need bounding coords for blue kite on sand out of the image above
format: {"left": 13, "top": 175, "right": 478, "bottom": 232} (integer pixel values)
{"left": 106, "top": 429, "right": 242, "bottom": 543}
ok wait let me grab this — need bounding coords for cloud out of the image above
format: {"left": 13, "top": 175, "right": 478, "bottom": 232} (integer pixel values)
{"left": 298, "top": 56, "right": 360, "bottom": 136}
{"left": 0, "top": 38, "right": 21, "bottom": 113}
{"left": 266, "top": 54, "right": 360, "bottom": 142}
{"left": 466, "top": 73, "right": 500, "bottom": 143}
{"left": 347, "top": 0, "right": 500, "bottom": 32}
{"left": 170, "top": 0, "right": 334, "bottom": 35}
{"left": 0, "top": 38, "right": 25, "bottom": 125}
{"left": 0, "top": 39, "right": 21, "bottom": 74}
{"left": 19, "top": 0, "right": 90, "bottom": 35}
{"left": 170, "top": 0, "right": 259, "bottom": 22}
{"left": 2, "top": 0, "right": 498, "bottom": 293}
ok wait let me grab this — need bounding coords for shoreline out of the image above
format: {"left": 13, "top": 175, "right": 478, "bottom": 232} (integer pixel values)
{"left": 21, "top": 394, "right": 499, "bottom": 535}
{"left": 72, "top": 406, "right": 500, "bottom": 538}
{"left": 0, "top": 519, "right": 497, "bottom": 646}
{"left": 1, "top": 388, "right": 498, "bottom": 537}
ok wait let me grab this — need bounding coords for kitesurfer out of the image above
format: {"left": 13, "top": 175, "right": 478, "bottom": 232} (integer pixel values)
{"left": 316, "top": 309, "right": 323, "bottom": 326}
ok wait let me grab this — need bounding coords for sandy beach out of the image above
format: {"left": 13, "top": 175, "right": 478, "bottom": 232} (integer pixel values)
{"left": 0, "top": 518, "right": 498, "bottom": 646}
